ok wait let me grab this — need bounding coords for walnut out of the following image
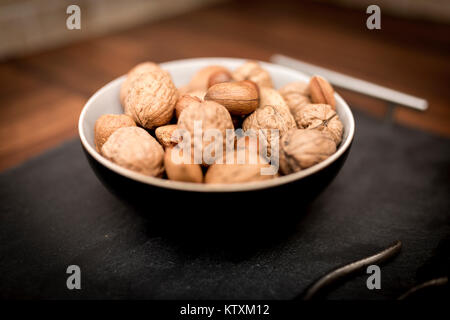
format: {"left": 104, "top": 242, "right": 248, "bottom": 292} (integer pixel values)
{"left": 94, "top": 114, "right": 136, "bottom": 152}
{"left": 124, "top": 65, "right": 178, "bottom": 129}
{"left": 243, "top": 105, "right": 296, "bottom": 154}
{"left": 243, "top": 88, "right": 296, "bottom": 154}
{"left": 259, "top": 87, "right": 293, "bottom": 116}
{"left": 177, "top": 100, "right": 234, "bottom": 163}
{"left": 294, "top": 104, "right": 343, "bottom": 145}
{"left": 205, "top": 149, "right": 275, "bottom": 184}
{"left": 279, "top": 81, "right": 311, "bottom": 115}
{"left": 155, "top": 124, "right": 179, "bottom": 148}
{"left": 232, "top": 61, "right": 273, "bottom": 88}
{"left": 119, "top": 62, "right": 160, "bottom": 110}
{"left": 186, "top": 65, "right": 231, "bottom": 92}
{"left": 101, "top": 127, "right": 164, "bottom": 177}
{"left": 279, "top": 129, "right": 336, "bottom": 174}
{"left": 164, "top": 148, "right": 203, "bottom": 183}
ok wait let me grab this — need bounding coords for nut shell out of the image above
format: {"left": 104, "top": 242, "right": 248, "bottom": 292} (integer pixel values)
{"left": 295, "top": 104, "right": 343, "bottom": 145}
{"left": 233, "top": 61, "right": 273, "bottom": 88}
{"left": 101, "top": 127, "right": 164, "bottom": 177}
{"left": 187, "top": 65, "right": 231, "bottom": 92}
{"left": 175, "top": 95, "right": 201, "bottom": 119}
{"left": 259, "top": 87, "right": 293, "bottom": 116}
{"left": 243, "top": 87, "right": 296, "bottom": 153}
{"left": 279, "top": 81, "right": 311, "bottom": 115}
{"left": 120, "top": 62, "right": 160, "bottom": 110}
{"left": 205, "top": 80, "right": 259, "bottom": 116}
{"left": 243, "top": 104, "right": 296, "bottom": 155}
{"left": 164, "top": 148, "right": 203, "bottom": 183}
{"left": 155, "top": 124, "right": 179, "bottom": 148}
{"left": 208, "top": 69, "right": 233, "bottom": 88}
{"left": 124, "top": 66, "right": 178, "bottom": 129}
{"left": 205, "top": 149, "right": 275, "bottom": 184}
{"left": 94, "top": 114, "right": 136, "bottom": 152}
{"left": 177, "top": 100, "right": 234, "bottom": 163}
{"left": 279, "top": 129, "right": 336, "bottom": 174}
{"left": 308, "top": 75, "right": 336, "bottom": 109}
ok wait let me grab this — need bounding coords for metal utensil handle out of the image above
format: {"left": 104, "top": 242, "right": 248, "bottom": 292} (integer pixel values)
{"left": 271, "top": 54, "right": 428, "bottom": 111}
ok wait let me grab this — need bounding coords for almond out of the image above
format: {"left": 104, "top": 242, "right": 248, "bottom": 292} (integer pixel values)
{"left": 208, "top": 70, "right": 233, "bottom": 88}
{"left": 204, "top": 80, "right": 259, "bottom": 116}
{"left": 308, "top": 75, "right": 336, "bottom": 109}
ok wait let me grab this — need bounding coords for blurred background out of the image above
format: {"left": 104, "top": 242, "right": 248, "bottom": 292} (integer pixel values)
{"left": 0, "top": 0, "right": 449, "bottom": 171}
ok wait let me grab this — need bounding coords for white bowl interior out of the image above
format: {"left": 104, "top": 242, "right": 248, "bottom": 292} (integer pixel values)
{"left": 79, "top": 57, "right": 355, "bottom": 192}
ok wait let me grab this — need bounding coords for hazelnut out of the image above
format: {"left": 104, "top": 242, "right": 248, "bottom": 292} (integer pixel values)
{"left": 294, "top": 104, "right": 343, "bottom": 145}
{"left": 164, "top": 148, "right": 203, "bottom": 183}
{"left": 279, "top": 81, "right": 311, "bottom": 115}
{"left": 94, "top": 114, "right": 136, "bottom": 152}
{"left": 232, "top": 60, "right": 273, "bottom": 88}
{"left": 124, "top": 65, "right": 178, "bottom": 129}
{"left": 205, "top": 149, "right": 275, "bottom": 184}
{"left": 308, "top": 75, "right": 336, "bottom": 109}
{"left": 155, "top": 124, "right": 179, "bottom": 148}
{"left": 204, "top": 80, "right": 259, "bottom": 116}
{"left": 119, "top": 62, "right": 160, "bottom": 110}
{"left": 279, "top": 129, "right": 336, "bottom": 174}
{"left": 186, "top": 65, "right": 231, "bottom": 92}
{"left": 208, "top": 69, "right": 233, "bottom": 88}
{"left": 101, "top": 127, "right": 164, "bottom": 177}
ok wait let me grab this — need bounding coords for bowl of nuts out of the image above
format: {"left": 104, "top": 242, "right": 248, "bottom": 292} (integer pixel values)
{"left": 79, "top": 58, "right": 354, "bottom": 214}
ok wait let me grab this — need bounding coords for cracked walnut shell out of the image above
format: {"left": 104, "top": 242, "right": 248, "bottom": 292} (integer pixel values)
{"left": 232, "top": 61, "right": 273, "bottom": 88}
{"left": 101, "top": 127, "right": 164, "bottom": 177}
{"left": 279, "top": 129, "right": 336, "bottom": 174}
{"left": 124, "top": 66, "right": 178, "bottom": 129}
{"left": 294, "top": 104, "right": 343, "bottom": 145}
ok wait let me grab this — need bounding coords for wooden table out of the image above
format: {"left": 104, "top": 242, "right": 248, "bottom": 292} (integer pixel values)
{"left": 1, "top": 0, "right": 449, "bottom": 171}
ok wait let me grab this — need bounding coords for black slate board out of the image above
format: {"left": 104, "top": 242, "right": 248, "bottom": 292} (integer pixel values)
{"left": 0, "top": 111, "right": 449, "bottom": 300}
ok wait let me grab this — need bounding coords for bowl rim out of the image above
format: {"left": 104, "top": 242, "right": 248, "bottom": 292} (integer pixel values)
{"left": 78, "top": 57, "right": 355, "bottom": 193}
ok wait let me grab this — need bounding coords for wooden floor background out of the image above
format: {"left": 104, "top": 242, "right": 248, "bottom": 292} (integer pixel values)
{"left": 0, "top": 0, "right": 449, "bottom": 171}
